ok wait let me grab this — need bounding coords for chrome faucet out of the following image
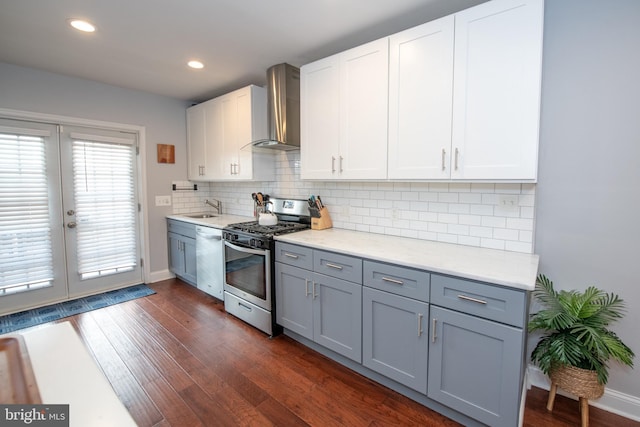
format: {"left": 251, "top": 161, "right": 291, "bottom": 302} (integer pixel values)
{"left": 205, "top": 198, "right": 222, "bottom": 214}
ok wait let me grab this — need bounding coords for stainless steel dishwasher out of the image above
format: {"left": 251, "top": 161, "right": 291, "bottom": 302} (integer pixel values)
{"left": 195, "top": 225, "right": 224, "bottom": 300}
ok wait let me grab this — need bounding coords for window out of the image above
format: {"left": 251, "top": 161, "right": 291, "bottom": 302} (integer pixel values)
{"left": 71, "top": 135, "right": 138, "bottom": 280}
{"left": 0, "top": 129, "right": 54, "bottom": 295}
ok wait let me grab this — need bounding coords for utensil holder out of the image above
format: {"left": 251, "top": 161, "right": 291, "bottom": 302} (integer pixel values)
{"left": 310, "top": 207, "right": 333, "bottom": 230}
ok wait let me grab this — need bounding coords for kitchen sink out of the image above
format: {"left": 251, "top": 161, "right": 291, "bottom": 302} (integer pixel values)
{"left": 185, "top": 214, "right": 216, "bottom": 219}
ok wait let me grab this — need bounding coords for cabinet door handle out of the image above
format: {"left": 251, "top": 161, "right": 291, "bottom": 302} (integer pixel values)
{"left": 441, "top": 149, "right": 446, "bottom": 171}
{"left": 417, "top": 313, "right": 423, "bottom": 337}
{"left": 325, "top": 262, "right": 343, "bottom": 270}
{"left": 339, "top": 156, "right": 344, "bottom": 173}
{"left": 284, "top": 253, "right": 299, "bottom": 259}
{"left": 305, "top": 279, "right": 311, "bottom": 297}
{"left": 457, "top": 294, "right": 488, "bottom": 305}
{"left": 331, "top": 156, "right": 336, "bottom": 173}
{"left": 432, "top": 318, "right": 437, "bottom": 343}
{"left": 312, "top": 281, "right": 318, "bottom": 299}
{"left": 234, "top": 163, "right": 239, "bottom": 175}
{"left": 382, "top": 277, "right": 404, "bottom": 286}
{"left": 454, "top": 148, "right": 459, "bottom": 171}
{"left": 230, "top": 163, "right": 234, "bottom": 175}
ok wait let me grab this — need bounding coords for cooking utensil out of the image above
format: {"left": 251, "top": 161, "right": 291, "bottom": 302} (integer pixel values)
{"left": 256, "top": 192, "right": 264, "bottom": 207}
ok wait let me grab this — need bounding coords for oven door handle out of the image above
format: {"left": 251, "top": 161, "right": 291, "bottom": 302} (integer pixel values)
{"left": 224, "top": 240, "right": 267, "bottom": 255}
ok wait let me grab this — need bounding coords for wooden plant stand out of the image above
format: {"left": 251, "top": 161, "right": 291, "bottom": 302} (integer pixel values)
{"left": 546, "top": 365, "right": 604, "bottom": 427}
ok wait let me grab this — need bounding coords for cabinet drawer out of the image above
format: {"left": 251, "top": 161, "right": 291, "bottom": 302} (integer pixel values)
{"left": 275, "top": 243, "right": 314, "bottom": 270}
{"left": 313, "top": 250, "right": 362, "bottom": 283}
{"left": 363, "top": 261, "right": 430, "bottom": 302}
{"left": 167, "top": 219, "right": 196, "bottom": 239}
{"left": 431, "top": 274, "right": 527, "bottom": 327}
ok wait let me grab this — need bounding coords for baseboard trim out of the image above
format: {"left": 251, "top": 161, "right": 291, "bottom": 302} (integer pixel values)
{"left": 147, "top": 269, "right": 174, "bottom": 284}
{"left": 526, "top": 365, "right": 640, "bottom": 422}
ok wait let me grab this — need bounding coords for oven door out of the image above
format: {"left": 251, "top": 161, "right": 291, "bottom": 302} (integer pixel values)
{"left": 223, "top": 240, "right": 271, "bottom": 311}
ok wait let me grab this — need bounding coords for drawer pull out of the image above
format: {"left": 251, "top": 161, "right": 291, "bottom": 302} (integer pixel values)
{"left": 457, "top": 294, "right": 488, "bottom": 305}
{"left": 238, "top": 302, "right": 253, "bottom": 312}
{"left": 432, "top": 318, "right": 437, "bottom": 343}
{"left": 284, "top": 253, "right": 299, "bottom": 259}
{"left": 417, "top": 313, "right": 423, "bottom": 337}
{"left": 382, "top": 277, "right": 404, "bottom": 285}
{"left": 326, "top": 262, "right": 343, "bottom": 270}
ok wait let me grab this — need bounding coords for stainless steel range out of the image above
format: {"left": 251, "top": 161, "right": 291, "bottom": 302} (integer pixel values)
{"left": 222, "top": 197, "right": 310, "bottom": 336}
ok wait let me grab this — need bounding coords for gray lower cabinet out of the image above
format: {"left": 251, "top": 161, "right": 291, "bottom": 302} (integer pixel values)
{"left": 275, "top": 242, "right": 529, "bottom": 427}
{"left": 428, "top": 273, "right": 527, "bottom": 427}
{"left": 362, "top": 287, "right": 429, "bottom": 393}
{"left": 167, "top": 219, "right": 197, "bottom": 285}
{"left": 275, "top": 253, "right": 362, "bottom": 363}
{"left": 427, "top": 305, "right": 525, "bottom": 427}
{"left": 275, "top": 263, "right": 313, "bottom": 339}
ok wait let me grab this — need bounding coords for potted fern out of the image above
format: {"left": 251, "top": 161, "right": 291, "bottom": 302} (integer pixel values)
{"left": 528, "top": 274, "right": 634, "bottom": 402}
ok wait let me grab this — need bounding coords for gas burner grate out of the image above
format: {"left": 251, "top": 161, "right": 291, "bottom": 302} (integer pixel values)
{"left": 226, "top": 221, "right": 309, "bottom": 237}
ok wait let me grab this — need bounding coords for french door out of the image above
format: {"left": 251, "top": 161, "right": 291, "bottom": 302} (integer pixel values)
{"left": 0, "top": 118, "right": 143, "bottom": 315}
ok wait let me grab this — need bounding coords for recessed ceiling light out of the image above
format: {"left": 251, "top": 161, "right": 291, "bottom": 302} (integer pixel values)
{"left": 188, "top": 60, "right": 204, "bottom": 69}
{"left": 69, "top": 19, "right": 96, "bottom": 33}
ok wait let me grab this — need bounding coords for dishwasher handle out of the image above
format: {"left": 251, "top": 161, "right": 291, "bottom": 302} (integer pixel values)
{"left": 196, "top": 227, "right": 222, "bottom": 240}
{"left": 197, "top": 233, "right": 222, "bottom": 240}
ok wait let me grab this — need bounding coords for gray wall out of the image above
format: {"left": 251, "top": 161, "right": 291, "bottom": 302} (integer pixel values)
{"left": 535, "top": 0, "right": 640, "bottom": 400}
{"left": 0, "top": 62, "right": 190, "bottom": 274}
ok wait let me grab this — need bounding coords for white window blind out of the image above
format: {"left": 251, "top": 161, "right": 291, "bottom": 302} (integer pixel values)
{"left": 72, "top": 137, "right": 137, "bottom": 280}
{"left": 0, "top": 130, "right": 54, "bottom": 295}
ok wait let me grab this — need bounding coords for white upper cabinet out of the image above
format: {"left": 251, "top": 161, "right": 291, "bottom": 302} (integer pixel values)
{"left": 388, "top": 16, "right": 455, "bottom": 180}
{"left": 187, "top": 103, "right": 207, "bottom": 180}
{"left": 301, "top": 0, "right": 543, "bottom": 182}
{"left": 451, "top": 0, "right": 544, "bottom": 181}
{"left": 301, "top": 38, "right": 389, "bottom": 180}
{"left": 300, "top": 55, "right": 341, "bottom": 179}
{"left": 186, "top": 85, "right": 273, "bottom": 182}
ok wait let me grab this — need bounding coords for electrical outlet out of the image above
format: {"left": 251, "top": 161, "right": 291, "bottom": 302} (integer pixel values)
{"left": 498, "top": 195, "right": 519, "bottom": 206}
{"left": 155, "top": 195, "right": 172, "bottom": 206}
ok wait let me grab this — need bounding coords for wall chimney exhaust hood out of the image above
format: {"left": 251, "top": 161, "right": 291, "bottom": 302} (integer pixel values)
{"left": 252, "top": 63, "right": 300, "bottom": 151}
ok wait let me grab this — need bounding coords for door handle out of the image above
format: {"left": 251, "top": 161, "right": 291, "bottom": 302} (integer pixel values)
{"left": 432, "top": 318, "right": 437, "bottom": 343}
{"left": 417, "top": 313, "right": 423, "bottom": 337}
{"left": 67, "top": 222, "right": 77, "bottom": 229}
{"left": 454, "top": 148, "right": 459, "bottom": 171}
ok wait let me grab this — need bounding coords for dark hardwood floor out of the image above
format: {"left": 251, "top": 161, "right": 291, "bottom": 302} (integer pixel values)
{"left": 38, "top": 279, "right": 638, "bottom": 426}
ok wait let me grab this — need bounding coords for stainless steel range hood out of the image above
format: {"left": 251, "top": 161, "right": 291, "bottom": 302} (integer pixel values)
{"left": 252, "top": 63, "right": 300, "bottom": 151}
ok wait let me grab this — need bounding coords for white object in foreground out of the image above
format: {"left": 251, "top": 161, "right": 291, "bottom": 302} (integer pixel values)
{"left": 20, "top": 321, "right": 137, "bottom": 427}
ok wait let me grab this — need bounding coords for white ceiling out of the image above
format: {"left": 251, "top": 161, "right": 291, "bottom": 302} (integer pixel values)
{"left": 0, "top": 0, "right": 487, "bottom": 103}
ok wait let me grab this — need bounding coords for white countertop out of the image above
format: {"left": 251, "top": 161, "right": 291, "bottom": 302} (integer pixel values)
{"left": 275, "top": 229, "right": 539, "bottom": 291}
{"left": 166, "top": 213, "right": 253, "bottom": 228}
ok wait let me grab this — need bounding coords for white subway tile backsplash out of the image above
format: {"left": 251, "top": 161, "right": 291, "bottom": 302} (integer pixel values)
{"left": 175, "top": 152, "right": 536, "bottom": 254}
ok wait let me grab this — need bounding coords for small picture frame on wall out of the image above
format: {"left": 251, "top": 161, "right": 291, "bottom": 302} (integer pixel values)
{"left": 157, "top": 144, "right": 175, "bottom": 164}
